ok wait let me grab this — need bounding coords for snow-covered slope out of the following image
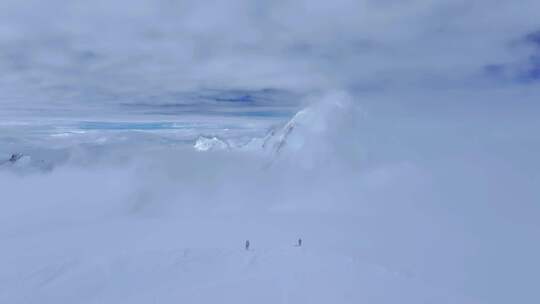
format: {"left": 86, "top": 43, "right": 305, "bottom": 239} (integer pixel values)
{"left": 0, "top": 216, "right": 476, "bottom": 304}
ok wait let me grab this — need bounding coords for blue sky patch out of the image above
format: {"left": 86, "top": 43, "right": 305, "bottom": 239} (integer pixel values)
{"left": 525, "top": 30, "right": 540, "bottom": 48}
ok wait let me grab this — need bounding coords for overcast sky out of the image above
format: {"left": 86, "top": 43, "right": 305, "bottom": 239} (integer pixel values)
{"left": 1, "top": 3, "right": 540, "bottom": 303}
{"left": 0, "top": 0, "right": 539, "bottom": 117}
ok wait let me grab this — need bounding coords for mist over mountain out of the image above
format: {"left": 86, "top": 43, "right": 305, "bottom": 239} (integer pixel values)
{"left": 1, "top": 1, "right": 540, "bottom": 304}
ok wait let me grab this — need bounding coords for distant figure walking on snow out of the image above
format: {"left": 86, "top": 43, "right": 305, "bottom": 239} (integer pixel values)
{"left": 297, "top": 238, "right": 302, "bottom": 247}
{"left": 245, "top": 240, "right": 250, "bottom": 251}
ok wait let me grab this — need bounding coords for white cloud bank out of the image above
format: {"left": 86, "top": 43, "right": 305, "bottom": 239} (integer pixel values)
{"left": 1, "top": 92, "right": 539, "bottom": 303}
{"left": 1, "top": 0, "right": 540, "bottom": 113}
{"left": 0, "top": 1, "right": 539, "bottom": 304}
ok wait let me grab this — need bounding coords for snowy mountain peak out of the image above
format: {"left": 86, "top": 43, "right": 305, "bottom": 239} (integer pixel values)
{"left": 194, "top": 136, "right": 230, "bottom": 151}
{"left": 260, "top": 93, "right": 359, "bottom": 167}
{"left": 262, "top": 108, "right": 310, "bottom": 156}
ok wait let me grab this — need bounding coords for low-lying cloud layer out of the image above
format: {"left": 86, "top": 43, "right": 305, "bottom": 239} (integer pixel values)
{"left": 2, "top": 92, "right": 539, "bottom": 303}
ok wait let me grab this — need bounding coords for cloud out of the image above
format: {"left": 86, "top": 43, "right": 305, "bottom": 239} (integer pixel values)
{"left": 1, "top": 3, "right": 540, "bottom": 303}
{"left": 1, "top": 89, "right": 539, "bottom": 303}
{"left": 1, "top": 0, "right": 540, "bottom": 115}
